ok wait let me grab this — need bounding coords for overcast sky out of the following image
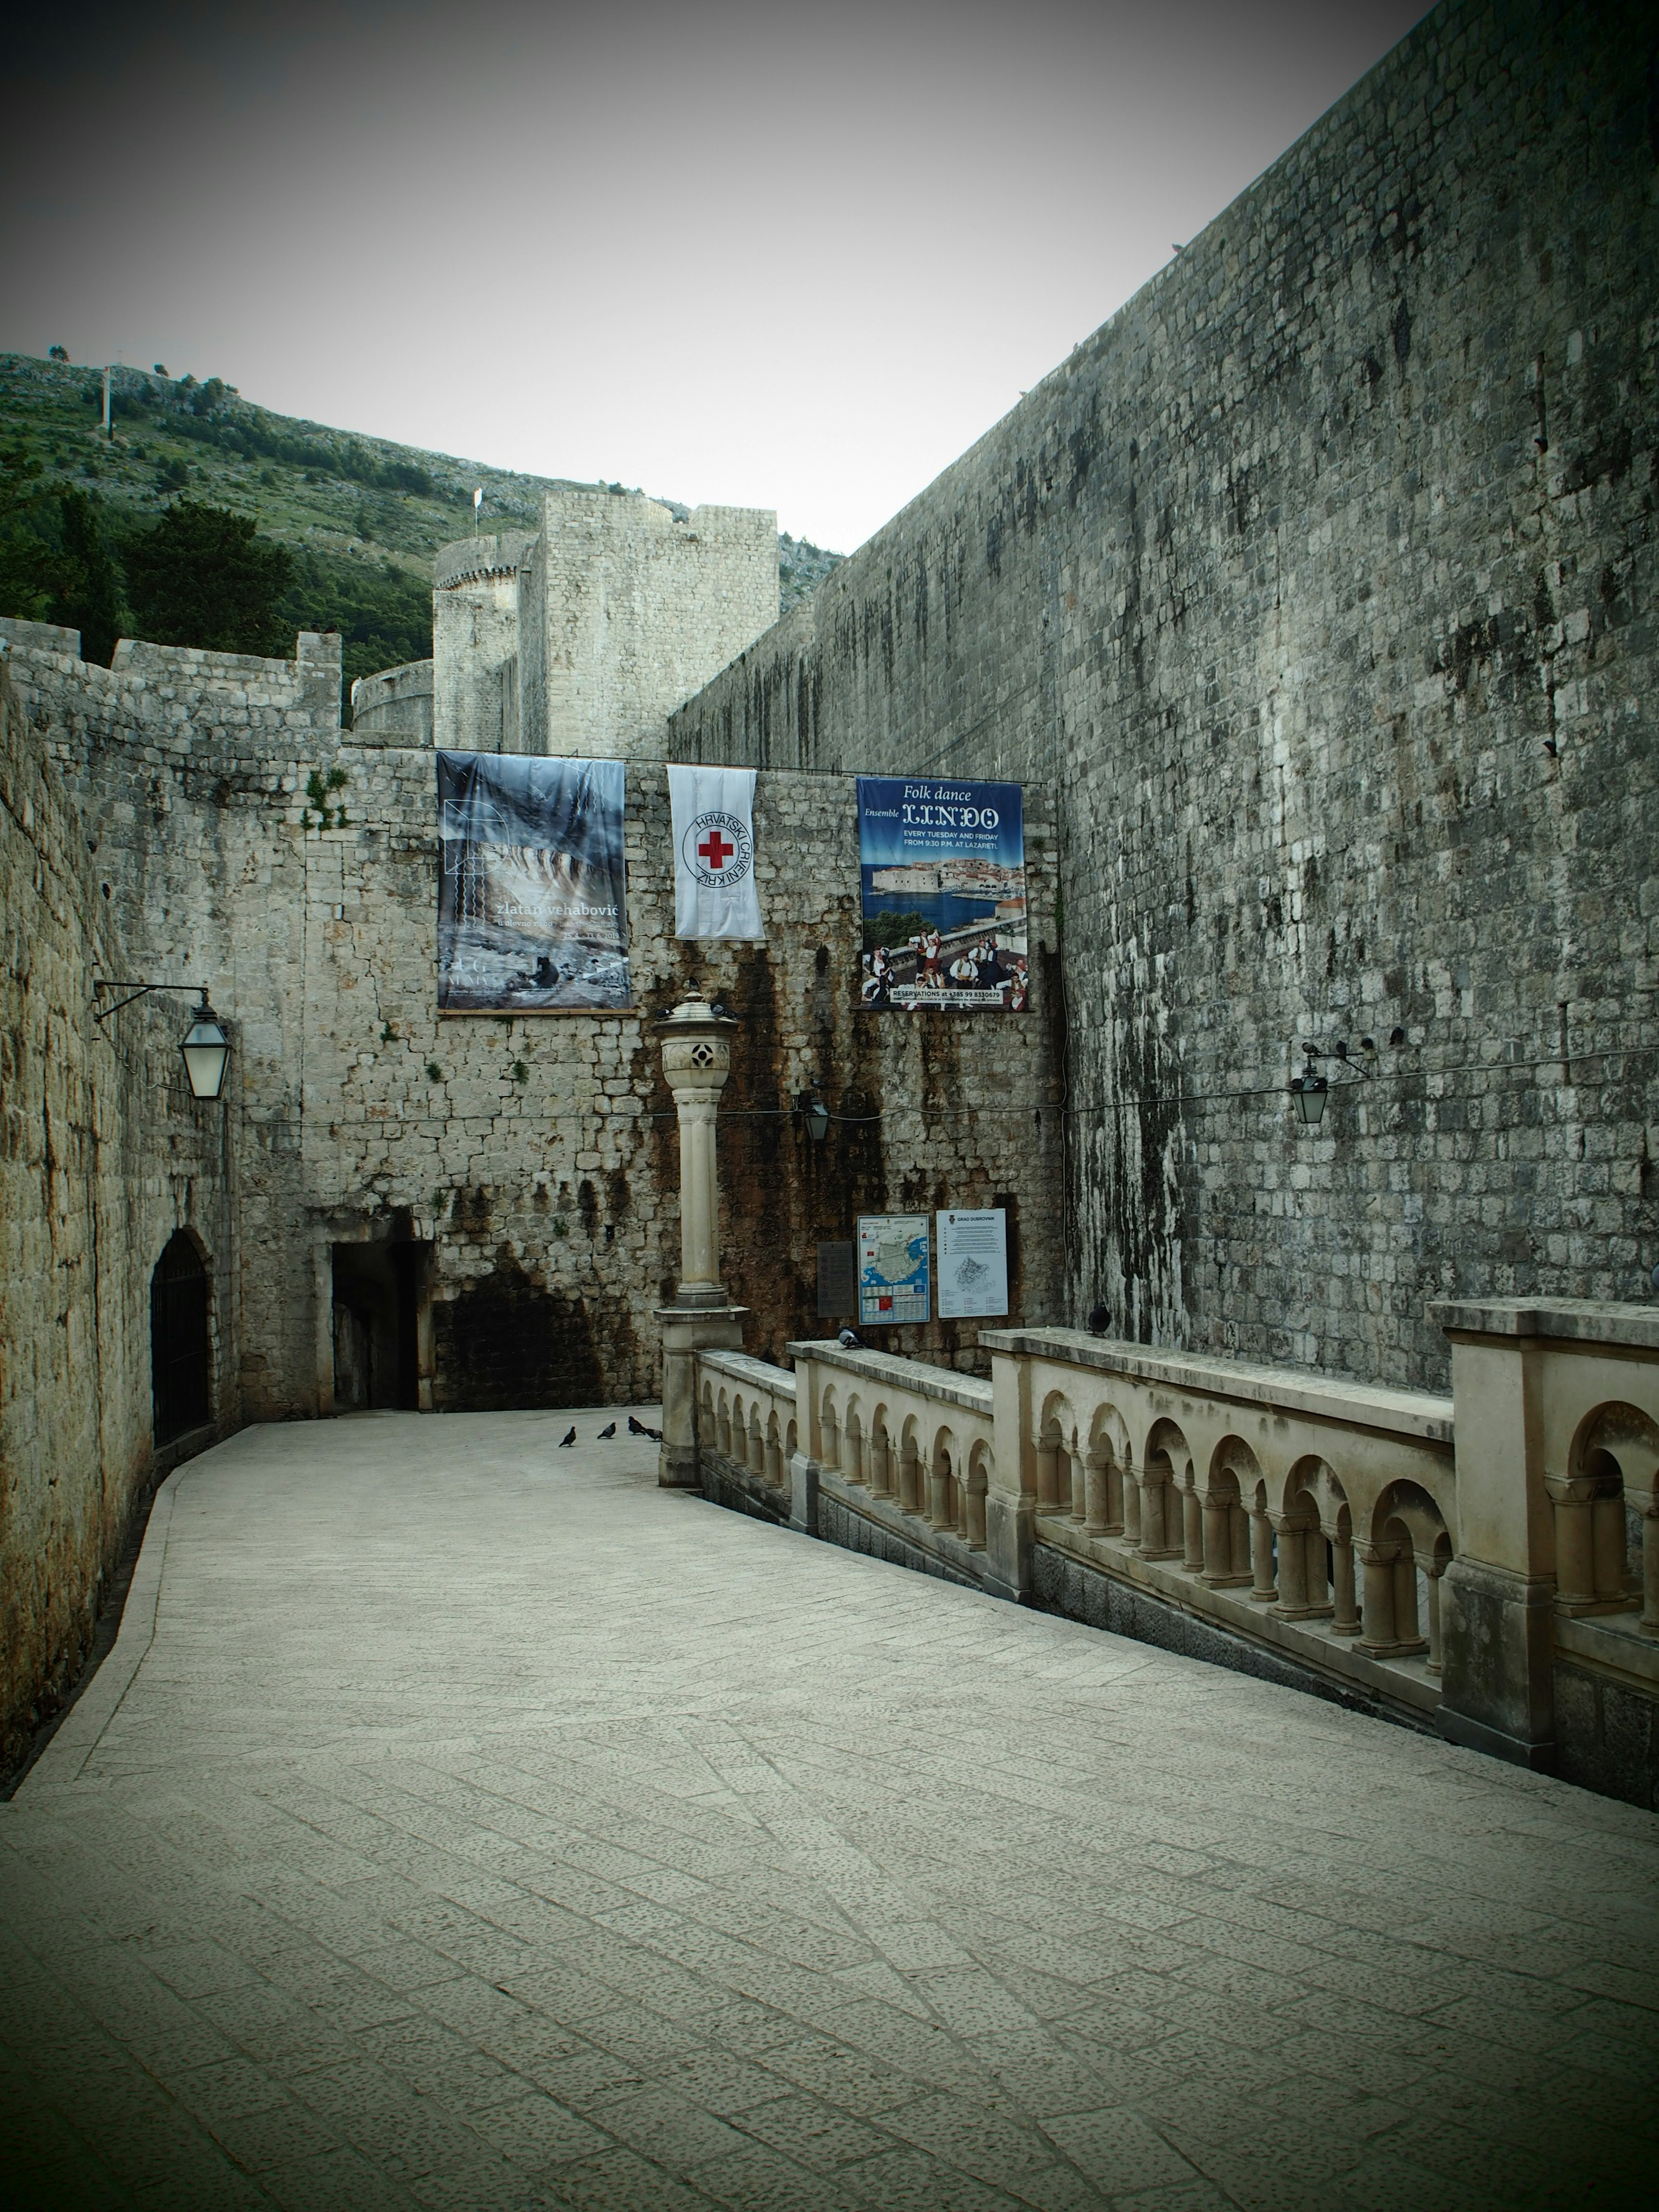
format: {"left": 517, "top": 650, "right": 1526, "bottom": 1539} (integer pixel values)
{"left": 3, "top": 0, "right": 1429, "bottom": 553}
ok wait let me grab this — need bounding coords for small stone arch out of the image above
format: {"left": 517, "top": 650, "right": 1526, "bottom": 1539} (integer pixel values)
{"left": 820, "top": 1385, "right": 841, "bottom": 1470}
{"left": 1269, "top": 1454, "right": 1338, "bottom": 1621}
{"left": 765, "top": 1408, "right": 783, "bottom": 1486}
{"left": 930, "top": 1424, "right": 958, "bottom": 1535}
{"left": 1200, "top": 1437, "right": 1259, "bottom": 1589}
{"left": 868, "top": 1402, "right": 893, "bottom": 1497}
{"left": 966, "top": 1438, "right": 992, "bottom": 1551}
{"left": 1037, "top": 1389, "right": 1080, "bottom": 1514}
{"left": 843, "top": 1396, "right": 865, "bottom": 1484}
{"left": 899, "top": 1413, "right": 923, "bottom": 1516}
{"left": 1358, "top": 1478, "right": 1449, "bottom": 1659}
{"left": 1084, "top": 1402, "right": 1130, "bottom": 1536}
{"left": 716, "top": 1388, "right": 732, "bottom": 1456}
{"left": 1554, "top": 1402, "right": 1659, "bottom": 1615}
{"left": 1136, "top": 1418, "right": 1187, "bottom": 1560}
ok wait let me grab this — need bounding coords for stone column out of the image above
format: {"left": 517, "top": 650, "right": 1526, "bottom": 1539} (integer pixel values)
{"left": 1249, "top": 1504, "right": 1276, "bottom": 1600}
{"left": 655, "top": 987, "right": 747, "bottom": 1488}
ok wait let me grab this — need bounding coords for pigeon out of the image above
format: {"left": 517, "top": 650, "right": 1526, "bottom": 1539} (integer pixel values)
{"left": 838, "top": 1328, "right": 862, "bottom": 1350}
{"left": 596, "top": 1422, "right": 616, "bottom": 1439}
{"left": 628, "top": 1415, "right": 663, "bottom": 1440}
{"left": 1087, "top": 1304, "right": 1112, "bottom": 1338}
{"left": 559, "top": 1427, "right": 576, "bottom": 1446}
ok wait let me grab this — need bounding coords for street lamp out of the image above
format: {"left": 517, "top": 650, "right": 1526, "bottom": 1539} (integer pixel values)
{"left": 797, "top": 1087, "right": 830, "bottom": 1143}
{"left": 178, "top": 993, "right": 231, "bottom": 1099}
{"left": 1290, "top": 1048, "right": 1329, "bottom": 1127}
{"left": 94, "top": 980, "right": 231, "bottom": 1099}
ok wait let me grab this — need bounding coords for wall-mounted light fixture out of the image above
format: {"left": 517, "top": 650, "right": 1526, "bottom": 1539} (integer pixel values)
{"left": 796, "top": 1085, "right": 830, "bottom": 1142}
{"left": 95, "top": 981, "right": 231, "bottom": 1100}
{"left": 1290, "top": 1036, "right": 1375, "bottom": 1128}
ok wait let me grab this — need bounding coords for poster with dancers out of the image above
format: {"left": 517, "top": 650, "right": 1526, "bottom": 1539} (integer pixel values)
{"left": 856, "top": 777, "right": 1027, "bottom": 1011}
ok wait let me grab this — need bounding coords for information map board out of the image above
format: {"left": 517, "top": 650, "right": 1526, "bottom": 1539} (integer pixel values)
{"left": 937, "top": 1209, "right": 1008, "bottom": 1319}
{"left": 857, "top": 1213, "right": 930, "bottom": 1327}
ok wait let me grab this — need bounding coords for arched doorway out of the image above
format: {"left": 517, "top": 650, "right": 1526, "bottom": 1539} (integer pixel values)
{"left": 151, "top": 1232, "right": 210, "bottom": 1445}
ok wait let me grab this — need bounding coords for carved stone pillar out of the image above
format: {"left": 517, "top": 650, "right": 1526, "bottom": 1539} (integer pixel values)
{"left": 1249, "top": 1504, "right": 1276, "bottom": 1600}
{"left": 1181, "top": 1487, "right": 1205, "bottom": 1573}
{"left": 654, "top": 987, "right": 746, "bottom": 1487}
{"left": 1331, "top": 1533, "right": 1360, "bottom": 1634}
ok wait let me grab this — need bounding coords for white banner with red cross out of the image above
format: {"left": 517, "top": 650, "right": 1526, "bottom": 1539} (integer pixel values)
{"left": 668, "top": 766, "right": 765, "bottom": 943}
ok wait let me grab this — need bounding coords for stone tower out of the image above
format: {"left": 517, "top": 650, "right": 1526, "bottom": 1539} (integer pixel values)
{"left": 432, "top": 487, "right": 778, "bottom": 758}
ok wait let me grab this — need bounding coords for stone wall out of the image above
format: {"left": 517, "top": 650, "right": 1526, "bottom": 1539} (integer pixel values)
{"left": 352, "top": 658, "right": 434, "bottom": 747}
{"left": 668, "top": 0, "right": 1659, "bottom": 1394}
{"left": 3, "top": 616, "right": 1062, "bottom": 1443}
{"left": 0, "top": 642, "right": 234, "bottom": 1773}
{"left": 521, "top": 489, "right": 781, "bottom": 761}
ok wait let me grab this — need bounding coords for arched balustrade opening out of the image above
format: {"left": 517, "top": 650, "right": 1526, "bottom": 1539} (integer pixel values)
{"left": 1084, "top": 1405, "right": 1128, "bottom": 1537}
{"left": 844, "top": 1402, "right": 865, "bottom": 1485}
{"left": 898, "top": 1417, "right": 922, "bottom": 1516}
{"left": 1358, "top": 1481, "right": 1450, "bottom": 1659}
{"left": 869, "top": 1407, "right": 892, "bottom": 1497}
{"left": 1551, "top": 1403, "right": 1659, "bottom": 1624}
{"left": 1138, "top": 1423, "right": 1185, "bottom": 1560}
{"left": 929, "top": 1428, "right": 957, "bottom": 1532}
{"left": 1200, "top": 1443, "right": 1257, "bottom": 1589}
{"left": 966, "top": 1441, "right": 992, "bottom": 1552}
{"left": 820, "top": 1388, "right": 841, "bottom": 1472}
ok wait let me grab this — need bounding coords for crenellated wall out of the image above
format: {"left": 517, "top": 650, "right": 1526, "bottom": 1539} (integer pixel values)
{"left": 667, "top": 0, "right": 1659, "bottom": 1395}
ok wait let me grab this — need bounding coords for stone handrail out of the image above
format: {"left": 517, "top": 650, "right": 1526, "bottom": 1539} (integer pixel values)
{"left": 686, "top": 1303, "right": 1659, "bottom": 1794}
{"left": 787, "top": 1342, "right": 996, "bottom": 1558}
{"left": 696, "top": 1348, "right": 797, "bottom": 1503}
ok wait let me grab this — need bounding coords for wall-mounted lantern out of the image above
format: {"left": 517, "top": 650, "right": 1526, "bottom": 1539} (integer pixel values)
{"left": 1290, "top": 1049, "right": 1329, "bottom": 1127}
{"left": 1290, "top": 1036, "right": 1375, "bottom": 1128}
{"left": 95, "top": 980, "right": 231, "bottom": 1100}
{"left": 797, "top": 1085, "right": 830, "bottom": 1143}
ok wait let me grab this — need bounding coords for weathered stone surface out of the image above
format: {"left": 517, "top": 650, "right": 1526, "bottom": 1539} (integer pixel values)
{"left": 668, "top": 0, "right": 1659, "bottom": 1396}
{"left": 0, "top": 656, "right": 232, "bottom": 1770}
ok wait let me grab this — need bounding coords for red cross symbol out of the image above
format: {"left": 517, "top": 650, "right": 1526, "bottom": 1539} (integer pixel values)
{"left": 697, "top": 828, "right": 734, "bottom": 871}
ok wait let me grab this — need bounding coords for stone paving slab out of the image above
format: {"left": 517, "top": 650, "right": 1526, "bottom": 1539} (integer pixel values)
{"left": 2, "top": 1409, "right": 1656, "bottom": 2210}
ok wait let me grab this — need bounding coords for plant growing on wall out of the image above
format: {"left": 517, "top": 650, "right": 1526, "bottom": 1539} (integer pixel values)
{"left": 303, "top": 765, "right": 348, "bottom": 830}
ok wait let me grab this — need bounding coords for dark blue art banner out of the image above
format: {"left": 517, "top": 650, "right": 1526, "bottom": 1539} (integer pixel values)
{"left": 436, "top": 752, "right": 630, "bottom": 1011}
{"left": 855, "top": 776, "right": 1027, "bottom": 1011}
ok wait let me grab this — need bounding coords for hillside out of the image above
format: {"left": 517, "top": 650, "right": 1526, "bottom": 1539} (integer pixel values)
{"left": 0, "top": 352, "right": 840, "bottom": 706}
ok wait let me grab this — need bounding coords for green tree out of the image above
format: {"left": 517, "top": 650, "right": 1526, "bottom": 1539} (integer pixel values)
{"left": 0, "top": 454, "right": 127, "bottom": 663}
{"left": 123, "top": 501, "right": 293, "bottom": 657}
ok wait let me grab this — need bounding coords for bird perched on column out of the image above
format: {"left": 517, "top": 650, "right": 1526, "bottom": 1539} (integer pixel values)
{"left": 838, "top": 1328, "right": 862, "bottom": 1350}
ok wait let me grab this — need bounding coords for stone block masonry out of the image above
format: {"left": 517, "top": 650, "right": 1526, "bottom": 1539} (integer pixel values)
{"left": 0, "top": 645, "right": 234, "bottom": 1773}
{"left": 1, "top": 611, "right": 1060, "bottom": 1634}
{"left": 668, "top": 0, "right": 1659, "bottom": 1396}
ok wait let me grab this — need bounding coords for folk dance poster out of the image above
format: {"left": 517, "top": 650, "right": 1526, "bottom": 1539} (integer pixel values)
{"left": 436, "top": 752, "right": 631, "bottom": 1012}
{"left": 667, "top": 765, "right": 764, "bottom": 941}
{"left": 856, "top": 776, "right": 1027, "bottom": 1010}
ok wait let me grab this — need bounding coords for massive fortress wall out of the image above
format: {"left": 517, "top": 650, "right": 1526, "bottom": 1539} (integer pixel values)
{"left": 0, "top": 631, "right": 236, "bottom": 1770}
{"left": 670, "top": 0, "right": 1659, "bottom": 1394}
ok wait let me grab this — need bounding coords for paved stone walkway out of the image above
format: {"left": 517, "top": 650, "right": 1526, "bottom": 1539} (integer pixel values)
{"left": 2, "top": 1413, "right": 1655, "bottom": 2212}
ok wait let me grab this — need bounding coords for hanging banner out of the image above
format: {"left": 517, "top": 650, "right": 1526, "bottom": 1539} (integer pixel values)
{"left": 937, "top": 1208, "right": 1009, "bottom": 1319}
{"left": 668, "top": 764, "right": 764, "bottom": 942}
{"left": 436, "top": 751, "right": 631, "bottom": 1012}
{"left": 857, "top": 1212, "right": 930, "bottom": 1327}
{"left": 856, "top": 776, "right": 1027, "bottom": 1010}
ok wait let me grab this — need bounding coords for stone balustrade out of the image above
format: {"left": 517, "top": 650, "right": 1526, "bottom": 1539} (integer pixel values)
{"left": 696, "top": 1349, "right": 797, "bottom": 1523}
{"left": 684, "top": 1301, "right": 1659, "bottom": 1805}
